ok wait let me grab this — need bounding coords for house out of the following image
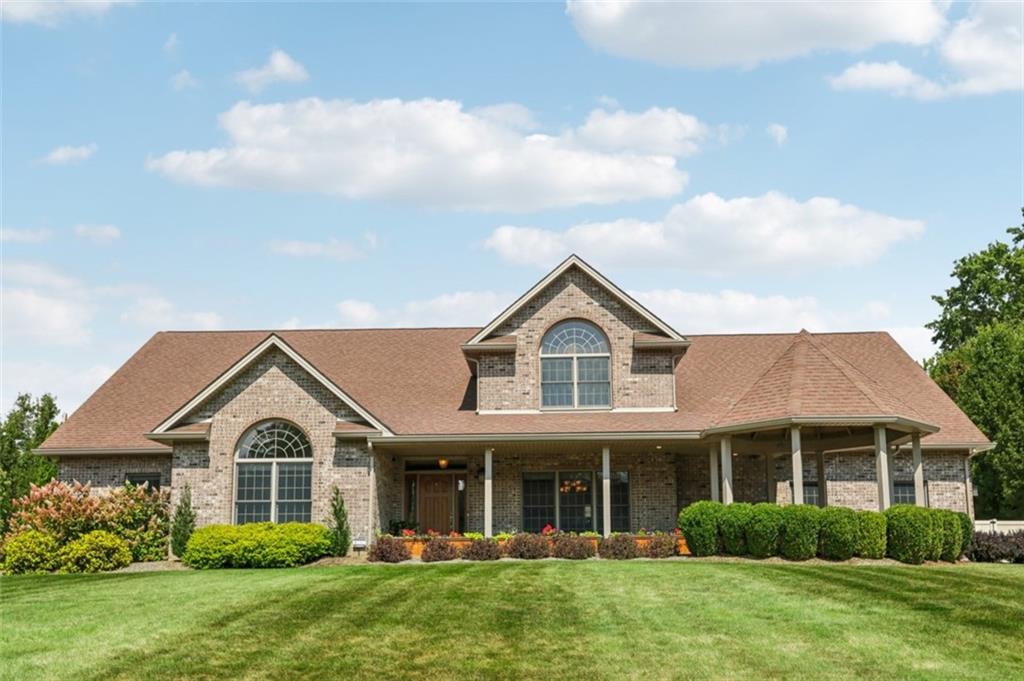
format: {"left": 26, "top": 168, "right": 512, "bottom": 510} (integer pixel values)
{"left": 37, "top": 255, "right": 990, "bottom": 545}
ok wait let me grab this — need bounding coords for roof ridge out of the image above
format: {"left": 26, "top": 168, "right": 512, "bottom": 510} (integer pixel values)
{"left": 787, "top": 331, "right": 810, "bottom": 414}
{"left": 712, "top": 332, "right": 803, "bottom": 428}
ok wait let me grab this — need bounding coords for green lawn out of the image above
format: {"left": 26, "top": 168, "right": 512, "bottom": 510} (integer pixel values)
{"left": 2, "top": 561, "right": 1022, "bottom": 680}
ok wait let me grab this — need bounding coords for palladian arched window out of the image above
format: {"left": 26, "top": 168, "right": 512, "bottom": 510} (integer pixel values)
{"left": 235, "top": 420, "right": 313, "bottom": 524}
{"left": 540, "top": 320, "right": 611, "bottom": 408}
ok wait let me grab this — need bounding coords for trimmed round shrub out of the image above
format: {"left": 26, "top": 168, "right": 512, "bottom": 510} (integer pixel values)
{"left": 746, "top": 503, "right": 784, "bottom": 558}
{"left": 938, "top": 510, "right": 963, "bottom": 562}
{"left": 598, "top": 534, "right": 639, "bottom": 559}
{"left": 855, "top": 510, "right": 887, "bottom": 559}
{"left": 885, "top": 505, "right": 933, "bottom": 564}
{"left": 677, "top": 500, "right": 724, "bottom": 557}
{"left": 184, "top": 523, "right": 333, "bottom": 568}
{"left": 719, "top": 503, "right": 753, "bottom": 556}
{"left": 642, "top": 533, "right": 676, "bottom": 559}
{"left": 2, "top": 530, "right": 59, "bottom": 574}
{"left": 368, "top": 535, "right": 412, "bottom": 563}
{"left": 461, "top": 538, "right": 501, "bottom": 561}
{"left": 955, "top": 512, "right": 973, "bottom": 557}
{"left": 421, "top": 538, "right": 459, "bottom": 562}
{"left": 926, "top": 509, "right": 943, "bottom": 561}
{"left": 818, "top": 506, "right": 858, "bottom": 561}
{"left": 59, "top": 530, "right": 131, "bottom": 573}
{"left": 505, "top": 533, "right": 550, "bottom": 560}
{"left": 551, "top": 534, "right": 596, "bottom": 560}
{"left": 780, "top": 505, "right": 821, "bottom": 561}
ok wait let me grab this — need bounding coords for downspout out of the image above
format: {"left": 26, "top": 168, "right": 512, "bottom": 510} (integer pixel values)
{"left": 367, "top": 440, "right": 375, "bottom": 545}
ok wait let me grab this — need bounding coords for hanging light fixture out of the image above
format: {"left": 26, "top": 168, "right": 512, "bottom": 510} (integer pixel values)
{"left": 438, "top": 458, "right": 449, "bottom": 469}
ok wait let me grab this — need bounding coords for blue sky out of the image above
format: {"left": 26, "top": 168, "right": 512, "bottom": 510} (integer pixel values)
{"left": 2, "top": 1, "right": 1022, "bottom": 414}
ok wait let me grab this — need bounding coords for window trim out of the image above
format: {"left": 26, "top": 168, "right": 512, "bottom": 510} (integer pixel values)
{"left": 539, "top": 320, "right": 612, "bottom": 411}
{"left": 233, "top": 420, "right": 314, "bottom": 525}
{"left": 892, "top": 481, "right": 917, "bottom": 506}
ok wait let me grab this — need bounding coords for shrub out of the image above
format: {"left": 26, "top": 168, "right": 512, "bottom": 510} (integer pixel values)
{"left": 461, "top": 538, "right": 501, "bottom": 561}
{"left": 7, "top": 480, "right": 169, "bottom": 562}
{"left": 642, "top": 533, "right": 676, "bottom": 559}
{"left": 746, "top": 503, "right": 784, "bottom": 558}
{"left": 183, "top": 523, "right": 332, "bottom": 568}
{"left": 420, "top": 537, "right": 459, "bottom": 562}
{"left": 505, "top": 533, "right": 550, "bottom": 559}
{"left": 677, "top": 500, "right": 724, "bottom": 557}
{"left": 885, "top": 505, "right": 933, "bottom": 564}
{"left": 59, "top": 530, "right": 131, "bottom": 573}
{"left": 938, "top": 510, "right": 963, "bottom": 562}
{"left": 855, "top": 510, "right": 887, "bottom": 559}
{"left": 551, "top": 533, "right": 596, "bottom": 560}
{"left": 926, "top": 509, "right": 944, "bottom": 561}
{"left": 780, "top": 505, "right": 821, "bottom": 561}
{"left": 719, "top": 503, "right": 753, "bottom": 556}
{"left": 328, "top": 487, "right": 352, "bottom": 557}
{"left": 955, "top": 512, "right": 973, "bottom": 557}
{"left": 818, "top": 506, "right": 858, "bottom": 561}
{"left": 968, "top": 531, "right": 1024, "bottom": 563}
{"left": 1, "top": 530, "right": 59, "bottom": 574}
{"left": 170, "top": 485, "right": 196, "bottom": 558}
{"left": 367, "top": 535, "right": 411, "bottom": 563}
{"left": 598, "top": 533, "right": 639, "bottom": 559}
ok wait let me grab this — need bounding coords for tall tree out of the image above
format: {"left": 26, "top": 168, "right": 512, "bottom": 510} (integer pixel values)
{"left": 0, "top": 393, "right": 62, "bottom": 534}
{"left": 926, "top": 216, "right": 1023, "bottom": 352}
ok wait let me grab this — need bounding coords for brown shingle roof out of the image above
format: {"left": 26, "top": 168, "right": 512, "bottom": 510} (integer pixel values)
{"left": 39, "top": 328, "right": 988, "bottom": 451}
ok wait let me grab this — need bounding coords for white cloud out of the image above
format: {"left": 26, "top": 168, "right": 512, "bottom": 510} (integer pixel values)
{"left": 120, "top": 296, "right": 223, "bottom": 331}
{"left": 1, "top": 227, "right": 52, "bottom": 243}
{"left": 1, "top": 262, "right": 92, "bottom": 345}
{"left": 1, "top": 0, "right": 131, "bottom": 27}
{"left": 268, "top": 236, "right": 368, "bottom": 261}
{"left": 235, "top": 49, "right": 309, "bottom": 93}
{"left": 39, "top": 143, "right": 97, "bottom": 165}
{"left": 766, "top": 123, "right": 788, "bottom": 146}
{"left": 485, "top": 191, "right": 924, "bottom": 273}
{"left": 830, "top": 2, "right": 1023, "bottom": 99}
{"left": 2, "top": 360, "right": 114, "bottom": 415}
{"left": 163, "top": 32, "right": 178, "bottom": 53}
{"left": 885, "top": 326, "right": 937, "bottom": 363}
{"left": 73, "top": 224, "right": 121, "bottom": 244}
{"left": 470, "top": 103, "right": 538, "bottom": 130}
{"left": 147, "top": 98, "right": 698, "bottom": 211}
{"left": 171, "top": 69, "right": 198, "bottom": 91}
{"left": 633, "top": 289, "right": 827, "bottom": 334}
{"left": 337, "top": 291, "right": 510, "bottom": 328}
{"left": 566, "top": 0, "right": 947, "bottom": 68}
{"left": 596, "top": 95, "right": 621, "bottom": 109}
{"left": 3, "top": 261, "right": 81, "bottom": 291}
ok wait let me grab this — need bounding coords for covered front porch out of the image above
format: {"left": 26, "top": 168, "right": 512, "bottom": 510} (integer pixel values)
{"left": 370, "top": 418, "right": 938, "bottom": 538}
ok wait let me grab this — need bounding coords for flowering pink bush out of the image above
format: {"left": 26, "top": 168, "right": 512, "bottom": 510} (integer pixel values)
{"left": 6, "top": 480, "right": 169, "bottom": 562}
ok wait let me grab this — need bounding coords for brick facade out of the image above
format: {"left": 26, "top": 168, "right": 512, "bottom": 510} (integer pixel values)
{"left": 477, "top": 268, "right": 676, "bottom": 411}
{"left": 57, "top": 455, "right": 172, "bottom": 494}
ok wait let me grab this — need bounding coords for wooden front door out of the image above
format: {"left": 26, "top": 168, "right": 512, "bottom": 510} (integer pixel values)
{"left": 418, "top": 474, "right": 453, "bottom": 534}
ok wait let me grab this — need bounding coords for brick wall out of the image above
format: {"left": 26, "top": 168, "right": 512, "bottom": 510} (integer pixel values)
{"left": 57, "top": 455, "right": 171, "bottom": 494}
{"left": 477, "top": 267, "right": 676, "bottom": 411}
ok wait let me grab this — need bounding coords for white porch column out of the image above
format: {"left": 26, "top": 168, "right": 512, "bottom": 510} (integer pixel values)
{"left": 874, "top": 425, "right": 891, "bottom": 510}
{"left": 602, "top": 446, "right": 612, "bottom": 538}
{"left": 484, "top": 447, "right": 494, "bottom": 538}
{"left": 720, "top": 436, "right": 734, "bottom": 505}
{"left": 912, "top": 433, "right": 925, "bottom": 507}
{"left": 791, "top": 426, "right": 803, "bottom": 506}
{"left": 709, "top": 443, "right": 720, "bottom": 502}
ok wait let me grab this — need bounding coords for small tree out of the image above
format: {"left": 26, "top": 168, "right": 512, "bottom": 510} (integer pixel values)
{"left": 328, "top": 486, "right": 351, "bottom": 557}
{"left": 170, "top": 485, "right": 196, "bottom": 558}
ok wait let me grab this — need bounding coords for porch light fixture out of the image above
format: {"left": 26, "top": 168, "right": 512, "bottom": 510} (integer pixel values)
{"left": 438, "top": 458, "right": 449, "bottom": 469}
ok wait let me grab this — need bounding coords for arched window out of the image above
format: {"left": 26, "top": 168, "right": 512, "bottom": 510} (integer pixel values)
{"left": 540, "top": 320, "right": 611, "bottom": 408}
{"left": 235, "top": 420, "right": 313, "bottom": 524}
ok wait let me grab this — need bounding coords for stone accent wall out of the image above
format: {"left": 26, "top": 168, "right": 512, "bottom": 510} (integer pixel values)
{"left": 477, "top": 267, "right": 676, "bottom": 411}
{"left": 170, "top": 347, "right": 375, "bottom": 541}
{"left": 57, "top": 455, "right": 171, "bottom": 494}
{"left": 924, "top": 450, "right": 972, "bottom": 513}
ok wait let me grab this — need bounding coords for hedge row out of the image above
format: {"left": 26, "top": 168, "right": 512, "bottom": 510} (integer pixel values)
{"left": 677, "top": 501, "right": 971, "bottom": 564}
{"left": 368, "top": 533, "right": 680, "bottom": 563}
{"left": 182, "top": 523, "right": 332, "bottom": 569}
{"left": 2, "top": 529, "right": 132, "bottom": 574}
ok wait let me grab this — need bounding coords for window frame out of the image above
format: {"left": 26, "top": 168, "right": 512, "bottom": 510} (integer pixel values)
{"left": 520, "top": 469, "right": 629, "bottom": 533}
{"left": 539, "top": 320, "right": 612, "bottom": 411}
{"left": 125, "top": 472, "right": 161, "bottom": 491}
{"left": 233, "top": 420, "right": 314, "bottom": 525}
{"left": 892, "top": 481, "right": 916, "bottom": 506}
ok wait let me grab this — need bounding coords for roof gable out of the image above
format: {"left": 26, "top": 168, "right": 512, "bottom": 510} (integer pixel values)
{"left": 466, "top": 255, "right": 686, "bottom": 346}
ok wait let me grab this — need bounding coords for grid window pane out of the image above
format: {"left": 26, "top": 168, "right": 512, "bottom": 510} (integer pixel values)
{"left": 542, "top": 382, "right": 574, "bottom": 407}
{"left": 523, "top": 473, "right": 555, "bottom": 533}
{"left": 558, "top": 472, "right": 594, "bottom": 532}
{"left": 541, "top": 357, "right": 572, "bottom": 381}
{"left": 611, "top": 471, "right": 630, "bottom": 532}
{"left": 893, "top": 482, "right": 916, "bottom": 505}
{"left": 577, "top": 357, "right": 609, "bottom": 382}
{"left": 541, "top": 320, "right": 610, "bottom": 355}
{"left": 236, "top": 463, "right": 273, "bottom": 523}
{"left": 577, "top": 381, "right": 610, "bottom": 407}
{"left": 803, "top": 481, "right": 819, "bottom": 506}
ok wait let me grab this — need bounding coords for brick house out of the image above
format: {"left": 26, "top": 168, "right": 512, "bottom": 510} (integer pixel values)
{"left": 38, "top": 255, "right": 990, "bottom": 545}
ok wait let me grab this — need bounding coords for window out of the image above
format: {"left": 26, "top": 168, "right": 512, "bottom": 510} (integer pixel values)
{"left": 540, "top": 320, "right": 611, "bottom": 408}
{"left": 893, "top": 482, "right": 916, "bottom": 505}
{"left": 521, "top": 470, "right": 629, "bottom": 533}
{"left": 803, "top": 481, "right": 819, "bottom": 507}
{"left": 125, "top": 473, "right": 161, "bottom": 490}
{"left": 235, "top": 421, "right": 313, "bottom": 524}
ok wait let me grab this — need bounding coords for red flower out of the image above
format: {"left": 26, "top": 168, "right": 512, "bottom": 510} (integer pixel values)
{"left": 541, "top": 523, "right": 556, "bottom": 536}
{"left": 400, "top": 528, "right": 416, "bottom": 537}
{"left": 427, "top": 528, "right": 439, "bottom": 537}
{"left": 449, "top": 531, "right": 462, "bottom": 537}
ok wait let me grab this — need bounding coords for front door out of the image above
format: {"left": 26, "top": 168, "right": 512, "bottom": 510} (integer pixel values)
{"left": 418, "top": 474, "right": 453, "bottom": 534}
